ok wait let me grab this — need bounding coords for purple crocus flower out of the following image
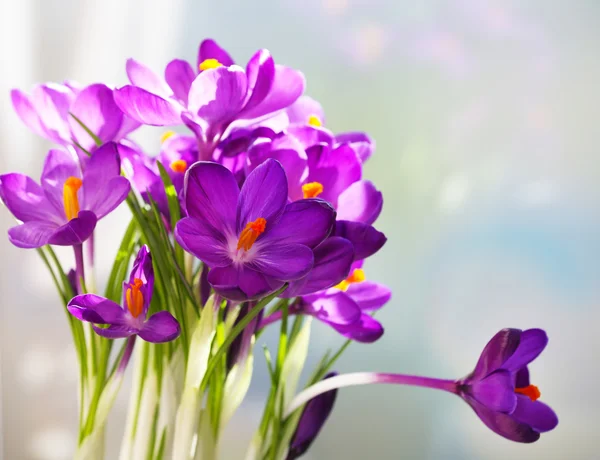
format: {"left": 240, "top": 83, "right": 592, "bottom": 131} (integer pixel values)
{"left": 0, "top": 143, "right": 130, "bottom": 248}
{"left": 287, "top": 372, "right": 338, "bottom": 460}
{"left": 11, "top": 82, "right": 140, "bottom": 160}
{"left": 286, "top": 328, "right": 558, "bottom": 444}
{"left": 113, "top": 38, "right": 305, "bottom": 159}
{"left": 175, "top": 159, "right": 339, "bottom": 301}
{"left": 67, "top": 245, "right": 181, "bottom": 343}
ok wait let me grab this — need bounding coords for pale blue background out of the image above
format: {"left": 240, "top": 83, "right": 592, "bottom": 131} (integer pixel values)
{"left": 1, "top": 0, "right": 599, "bottom": 459}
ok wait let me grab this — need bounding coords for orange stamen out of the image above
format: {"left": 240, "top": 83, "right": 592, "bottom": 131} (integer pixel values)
{"left": 335, "top": 268, "right": 366, "bottom": 291}
{"left": 237, "top": 217, "right": 267, "bottom": 251}
{"left": 308, "top": 114, "right": 322, "bottom": 127}
{"left": 302, "top": 182, "right": 324, "bottom": 199}
{"left": 160, "top": 130, "right": 175, "bottom": 143}
{"left": 170, "top": 159, "right": 188, "bottom": 174}
{"left": 199, "top": 58, "right": 223, "bottom": 71}
{"left": 126, "top": 278, "right": 144, "bottom": 318}
{"left": 63, "top": 176, "right": 83, "bottom": 221}
{"left": 515, "top": 385, "right": 541, "bottom": 402}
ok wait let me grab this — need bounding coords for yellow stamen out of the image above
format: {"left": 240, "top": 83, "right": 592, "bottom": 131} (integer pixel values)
{"left": 515, "top": 385, "right": 541, "bottom": 402}
{"left": 126, "top": 278, "right": 144, "bottom": 318}
{"left": 63, "top": 176, "right": 83, "bottom": 221}
{"left": 237, "top": 217, "right": 267, "bottom": 251}
{"left": 170, "top": 159, "right": 188, "bottom": 174}
{"left": 308, "top": 114, "right": 322, "bottom": 127}
{"left": 199, "top": 58, "right": 223, "bottom": 71}
{"left": 160, "top": 130, "right": 176, "bottom": 143}
{"left": 302, "top": 182, "right": 324, "bottom": 199}
{"left": 335, "top": 268, "right": 366, "bottom": 291}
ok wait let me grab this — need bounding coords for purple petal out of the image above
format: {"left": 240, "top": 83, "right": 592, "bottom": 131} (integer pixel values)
{"left": 470, "top": 371, "right": 518, "bottom": 413}
{"left": 502, "top": 329, "right": 548, "bottom": 372}
{"left": 336, "top": 180, "right": 383, "bottom": 225}
{"left": 114, "top": 114, "right": 141, "bottom": 140}
{"left": 464, "top": 396, "right": 540, "bottom": 443}
{"left": 284, "top": 237, "right": 354, "bottom": 297}
{"left": 301, "top": 291, "right": 361, "bottom": 326}
{"left": 8, "top": 220, "right": 59, "bottom": 248}
{"left": 126, "top": 58, "right": 171, "bottom": 97}
{"left": 40, "top": 148, "right": 81, "bottom": 215}
{"left": 11, "top": 89, "right": 47, "bottom": 137}
{"left": 266, "top": 199, "right": 335, "bottom": 248}
{"left": 175, "top": 217, "right": 231, "bottom": 267}
{"left": 515, "top": 367, "right": 530, "bottom": 388}
{"left": 0, "top": 173, "right": 57, "bottom": 223}
{"left": 68, "top": 84, "right": 123, "bottom": 152}
{"left": 237, "top": 158, "right": 287, "bottom": 232}
{"left": 288, "top": 125, "right": 335, "bottom": 151}
{"left": 335, "top": 131, "right": 374, "bottom": 163}
{"left": 286, "top": 95, "right": 325, "bottom": 126}
{"left": 30, "top": 84, "right": 73, "bottom": 143}
{"left": 82, "top": 142, "right": 130, "bottom": 218}
{"left": 238, "top": 266, "right": 283, "bottom": 300}
{"left": 471, "top": 329, "right": 522, "bottom": 381}
{"left": 47, "top": 210, "right": 97, "bottom": 246}
{"left": 239, "top": 49, "right": 275, "bottom": 117}
{"left": 207, "top": 265, "right": 246, "bottom": 301}
{"left": 165, "top": 59, "right": 196, "bottom": 104}
{"left": 332, "top": 313, "right": 384, "bottom": 343}
{"left": 345, "top": 281, "right": 391, "bottom": 311}
{"left": 184, "top": 161, "right": 239, "bottom": 234}
{"left": 252, "top": 242, "right": 314, "bottom": 280}
{"left": 113, "top": 86, "right": 182, "bottom": 126}
{"left": 93, "top": 324, "right": 137, "bottom": 339}
{"left": 511, "top": 395, "right": 559, "bottom": 433}
{"left": 67, "top": 294, "right": 125, "bottom": 324}
{"left": 187, "top": 66, "right": 248, "bottom": 127}
{"left": 138, "top": 311, "right": 181, "bottom": 343}
{"left": 198, "top": 39, "right": 235, "bottom": 69}
{"left": 334, "top": 220, "right": 387, "bottom": 260}
{"left": 127, "top": 245, "right": 154, "bottom": 313}
{"left": 118, "top": 143, "right": 159, "bottom": 194}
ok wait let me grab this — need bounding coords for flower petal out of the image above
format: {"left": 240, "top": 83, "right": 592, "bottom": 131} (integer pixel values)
{"left": 127, "top": 245, "right": 154, "bottom": 313}
{"left": 165, "top": 59, "right": 196, "bottom": 104}
{"left": 11, "top": 89, "right": 47, "bottom": 137}
{"left": 68, "top": 84, "right": 123, "bottom": 152}
{"left": 471, "top": 328, "right": 522, "bottom": 381}
{"left": 470, "top": 371, "right": 518, "bottom": 413}
{"left": 0, "top": 173, "right": 57, "bottom": 223}
{"left": 335, "top": 131, "right": 374, "bottom": 163}
{"left": 47, "top": 210, "right": 97, "bottom": 246}
{"left": 67, "top": 294, "right": 125, "bottom": 324}
{"left": 301, "top": 291, "right": 361, "bottom": 326}
{"left": 336, "top": 180, "right": 383, "bottom": 225}
{"left": 175, "top": 217, "right": 231, "bottom": 267}
{"left": 286, "top": 95, "right": 325, "bottom": 126}
{"left": 515, "top": 367, "right": 530, "bottom": 388}
{"left": 332, "top": 313, "right": 384, "bottom": 343}
{"left": 126, "top": 58, "right": 171, "bottom": 97}
{"left": 238, "top": 266, "right": 284, "bottom": 300}
{"left": 237, "top": 158, "right": 287, "bottom": 232}
{"left": 207, "top": 265, "right": 246, "bottom": 301}
{"left": 266, "top": 199, "right": 335, "bottom": 248}
{"left": 8, "top": 220, "right": 59, "bottom": 248}
{"left": 114, "top": 86, "right": 182, "bottom": 126}
{"left": 345, "top": 281, "right": 391, "bottom": 311}
{"left": 252, "top": 243, "right": 313, "bottom": 280}
{"left": 511, "top": 395, "right": 559, "bottom": 433}
{"left": 333, "top": 220, "right": 387, "bottom": 260}
{"left": 30, "top": 84, "right": 73, "bottom": 143}
{"left": 502, "top": 329, "right": 548, "bottom": 372}
{"left": 239, "top": 49, "right": 275, "bottom": 116}
{"left": 184, "top": 161, "right": 239, "bottom": 234}
{"left": 138, "top": 311, "right": 181, "bottom": 343}
{"left": 40, "top": 148, "right": 81, "bottom": 215}
{"left": 93, "top": 324, "right": 137, "bottom": 339}
{"left": 197, "top": 38, "right": 236, "bottom": 69}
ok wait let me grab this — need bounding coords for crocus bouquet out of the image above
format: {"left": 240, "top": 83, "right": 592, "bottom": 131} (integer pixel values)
{"left": 1, "top": 39, "right": 558, "bottom": 459}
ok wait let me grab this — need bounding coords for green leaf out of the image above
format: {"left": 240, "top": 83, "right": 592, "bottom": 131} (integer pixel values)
{"left": 69, "top": 113, "right": 103, "bottom": 147}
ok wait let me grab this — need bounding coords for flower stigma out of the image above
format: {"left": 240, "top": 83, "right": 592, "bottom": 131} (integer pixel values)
{"left": 199, "top": 58, "right": 223, "bottom": 71}
{"left": 302, "top": 182, "right": 324, "bottom": 199}
{"left": 237, "top": 217, "right": 267, "bottom": 251}
{"left": 63, "top": 176, "right": 83, "bottom": 221}
{"left": 335, "top": 268, "right": 366, "bottom": 291}
{"left": 126, "top": 278, "right": 144, "bottom": 317}
{"left": 170, "top": 159, "right": 188, "bottom": 174}
{"left": 515, "top": 384, "right": 541, "bottom": 402}
{"left": 308, "top": 114, "right": 322, "bottom": 127}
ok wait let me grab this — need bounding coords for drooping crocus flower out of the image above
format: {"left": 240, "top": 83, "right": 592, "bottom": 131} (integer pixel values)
{"left": 113, "top": 38, "right": 305, "bottom": 160}
{"left": 286, "top": 372, "right": 338, "bottom": 460}
{"left": 0, "top": 143, "right": 130, "bottom": 248}
{"left": 175, "top": 159, "right": 341, "bottom": 301}
{"left": 67, "top": 245, "right": 181, "bottom": 343}
{"left": 285, "top": 328, "right": 558, "bottom": 444}
{"left": 11, "top": 82, "right": 140, "bottom": 160}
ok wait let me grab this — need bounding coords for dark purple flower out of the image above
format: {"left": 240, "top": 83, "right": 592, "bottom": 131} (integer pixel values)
{"left": 457, "top": 328, "right": 559, "bottom": 443}
{"left": 67, "top": 246, "right": 180, "bottom": 343}
{"left": 11, "top": 82, "right": 140, "bottom": 159}
{"left": 287, "top": 372, "right": 338, "bottom": 460}
{"left": 0, "top": 143, "right": 130, "bottom": 248}
{"left": 175, "top": 159, "right": 336, "bottom": 301}
{"left": 113, "top": 38, "right": 305, "bottom": 158}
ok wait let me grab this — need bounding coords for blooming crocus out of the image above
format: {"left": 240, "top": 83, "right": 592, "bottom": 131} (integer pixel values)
{"left": 286, "top": 372, "right": 338, "bottom": 460}
{"left": 0, "top": 143, "right": 130, "bottom": 248}
{"left": 11, "top": 82, "right": 139, "bottom": 160}
{"left": 113, "top": 38, "right": 304, "bottom": 159}
{"left": 67, "top": 245, "right": 181, "bottom": 342}
{"left": 285, "top": 328, "right": 558, "bottom": 444}
{"left": 175, "top": 159, "right": 339, "bottom": 301}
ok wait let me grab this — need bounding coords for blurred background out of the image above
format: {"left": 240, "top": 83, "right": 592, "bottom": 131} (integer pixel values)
{"left": 1, "top": 0, "right": 599, "bottom": 459}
